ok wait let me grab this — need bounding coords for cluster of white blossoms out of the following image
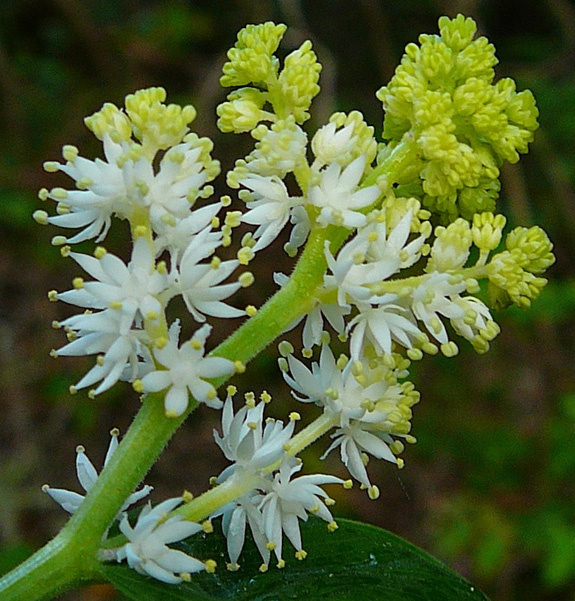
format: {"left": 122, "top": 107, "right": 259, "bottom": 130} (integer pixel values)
{"left": 38, "top": 17, "right": 555, "bottom": 587}
{"left": 35, "top": 88, "right": 248, "bottom": 414}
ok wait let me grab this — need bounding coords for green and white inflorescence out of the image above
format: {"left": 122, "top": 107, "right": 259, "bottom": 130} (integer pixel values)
{"left": 37, "top": 15, "right": 554, "bottom": 580}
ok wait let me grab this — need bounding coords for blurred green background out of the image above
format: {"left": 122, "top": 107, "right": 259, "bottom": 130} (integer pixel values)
{"left": 1, "top": 1, "right": 574, "bottom": 600}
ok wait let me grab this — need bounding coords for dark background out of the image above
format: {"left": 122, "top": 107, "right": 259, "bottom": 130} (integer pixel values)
{"left": 1, "top": 1, "right": 575, "bottom": 599}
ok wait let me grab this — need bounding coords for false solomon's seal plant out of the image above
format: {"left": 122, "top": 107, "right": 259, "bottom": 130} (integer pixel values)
{"left": 0, "top": 15, "right": 554, "bottom": 601}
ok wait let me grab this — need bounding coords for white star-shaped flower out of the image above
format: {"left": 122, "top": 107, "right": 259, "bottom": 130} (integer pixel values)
{"left": 58, "top": 237, "right": 170, "bottom": 325}
{"left": 115, "top": 497, "right": 206, "bottom": 584}
{"left": 240, "top": 174, "right": 304, "bottom": 252}
{"left": 138, "top": 321, "right": 234, "bottom": 416}
{"left": 43, "top": 429, "right": 152, "bottom": 515}
{"left": 259, "top": 460, "right": 341, "bottom": 564}
{"left": 307, "top": 156, "right": 380, "bottom": 228}
{"left": 174, "top": 227, "right": 243, "bottom": 322}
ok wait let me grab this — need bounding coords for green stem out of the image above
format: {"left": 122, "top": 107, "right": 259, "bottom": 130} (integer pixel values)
{"left": 0, "top": 392, "right": 188, "bottom": 600}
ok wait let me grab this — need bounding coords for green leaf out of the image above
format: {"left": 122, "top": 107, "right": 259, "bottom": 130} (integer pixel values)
{"left": 102, "top": 517, "right": 490, "bottom": 601}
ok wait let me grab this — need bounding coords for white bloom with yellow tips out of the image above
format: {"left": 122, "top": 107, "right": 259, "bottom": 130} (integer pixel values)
{"left": 259, "top": 460, "right": 341, "bottom": 565}
{"left": 114, "top": 497, "right": 206, "bottom": 584}
{"left": 307, "top": 156, "right": 380, "bottom": 228}
{"left": 138, "top": 321, "right": 234, "bottom": 415}
{"left": 43, "top": 429, "right": 152, "bottom": 515}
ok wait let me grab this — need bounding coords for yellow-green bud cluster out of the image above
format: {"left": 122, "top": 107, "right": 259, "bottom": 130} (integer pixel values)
{"left": 85, "top": 87, "right": 197, "bottom": 161}
{"left": 218, "top": 22, "right": 321, "bottom": 133}
{"left": 376, "top": 14, "right": 539, "bottom": 220}
{"left": 487, "top": 225, "right": 555, "bottom": 308}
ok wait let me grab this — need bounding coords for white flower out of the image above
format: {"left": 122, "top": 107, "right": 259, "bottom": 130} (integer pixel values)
{"left": 115, "top": 497, "right": 206, "bottom": 584}
{"left": 311, "top": 122, "right": 357, "bottom": 169}
{"left": 347, "top": 299, "right": 422, "bottom": 358}
{"left": 40, "top": 126, "right": 219, "bottom": 245}
{"left": 283, "top": 345, "right": 393, "bottom": 426}
{"left": 214, "top": 396, "right": 295, "bottom": 482}
{"left": 322, "top": 422, "right": 398, "bottom": 489}
{"left": 240, "top": 174, "right": 303, "bottom": 252}
{"left": 138, "top": 321, "right": 234, "bottom": 416}
{"left": 54, "top": 309, "right": 151, "bottom": 396}
{"left": 411, "top": 272, "right": 467, "bottom": 345}
{"left": 212, "top": 492, "right": 269, "bottom": 569}
{"left": 174, "top": 227, "right": 243, "bottom": 322}
{"left": 259, "top": 460, "right": 341, "bottom": 564}
{"left": 40, "top": 135, "right": 135, "bottom": 244}
{"left": 307, "top": 156, "right": 380, "bottom": 228}
{"left": 57, "top": 238, "right": 169, "bottom": 324}
{"left": 273, "top": 272, "right": 348, "bottom": 350}
{"left": 144, "top": 140, "right": 219, "bottom": 230}
{"left": 239, "top": 119, "right": 308, "bottom": 179}
{"left": 43, "top": 429, "right": 152, "bottom": 514}
{"left": 153, "top": 202, "right": 223, "bottom": 261}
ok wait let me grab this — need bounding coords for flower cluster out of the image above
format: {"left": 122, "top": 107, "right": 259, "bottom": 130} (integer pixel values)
{"left": 376, "top": 14, "right": 539, "bottom": 220}
{"left": 212, "top": 390, "right": 342, "bottom": 570}
{"left": 35, "top": 15, "right": 555, "bottom": 588}
{"left": 36, "top": 88, "right": 247, "bottom": 414}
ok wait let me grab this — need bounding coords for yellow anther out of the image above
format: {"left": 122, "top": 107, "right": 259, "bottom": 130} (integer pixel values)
{"left": 260, "top": 390, "right": 271, "bottom": 403}
{"left": 259, "top": 563, "right": 269, "bottom": 573}
{"left": 145, "top": 311, "right": 159, "bottom": 321}
{"left": 182, "top": 490, "right": 194, "bottom": 503}
{"left": 202, "top": 520, "right": 213, "bottom": 533}
{"left": 94, "top": 246, "right": 107, "bottom": 259}
{"left": 109, "top": 301, "right": 123, "bottom": 310}
{"left": 238, "top": 247, "right": 254, "bottom": 265}
{"left": 133, "top": 225, "right": 149, "bottom": 238}
{"left": 132, "top": 380, "right": 144, "bottom": 393}
{"left": 440, "top": 341, "right": 459, "bottom": 357}
{"left": 51, "top": 235, "right": 67, "bottom": 246}
{"left": 245, "top": 305, "right": 258, "bottom": 317}
{"left": 266, "top": 542, "right": 276, "bottom": 551}
{"left": 38, "top": 188, "right": 49, "bottom": 201}
{"left": 295, "top": 550, "right": 307, "bottom": 560}
{"left": 234, "top": 360, "right": 246, "bottom": 374}
{"left": 227, "top": 385, "right": 237, "bottom": 397}
{"left": 247, "top": 421, "right": 258, "bottom": 430}
{"left": 180, "top": 573, "right": 192, "bottom": 582}
{"left": 368, "top": 485, "right": 380, "bottom": 500}
{"left": 277, "top": 559, "right": 285, "bottom": 569}
{"left": 43, "top": 161, "right": 60, "bottom": 173}
{"left": 324, "top": 497, "right": 335, "bottom": 506}
{"left": 72, "top": 277, "right": 84, "bottom": 290}
{"left": 155, "top": 336, "right": 168, "bottom": 349}
{"left": 328, "top": 520, "right": 338, "bottom": 532}
{"left": 204, "top": 560, "right": 217, "bottom": 573}
{"left": 165, "top": 409, "right": 179, "bottom": 418}
{"left": 206, "top": 388, "right": 217, "bottom": 401}
{"left": 33, "top": 210, "right": 49, "bottom": 225}
{"left": 190, "top": 338, "right": 203, "bottom": 350}
{"left": 209, "top": 476, "right": 218, "bottom": 486}
{"left": 48, "top": 290, "right": 59, "bottom": 302}
{"left": 239, "top": 272, "right": 254, "bottom": 287}
{"left": 343, "top": 479, "right": 353, "bottom": 489}
{"left": 227, "top": 562, "right": 240, "bottom": 572}
{"left": 210, "top": 256, "right": 221, "bottom": 269}
{"left": 289, "top": 412, "right": 301, "bottom": 421}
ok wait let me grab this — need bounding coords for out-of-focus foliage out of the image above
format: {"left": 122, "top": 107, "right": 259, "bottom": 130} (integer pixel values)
{"left": 0, "top": 2, "right": 574, "bottom": 601}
